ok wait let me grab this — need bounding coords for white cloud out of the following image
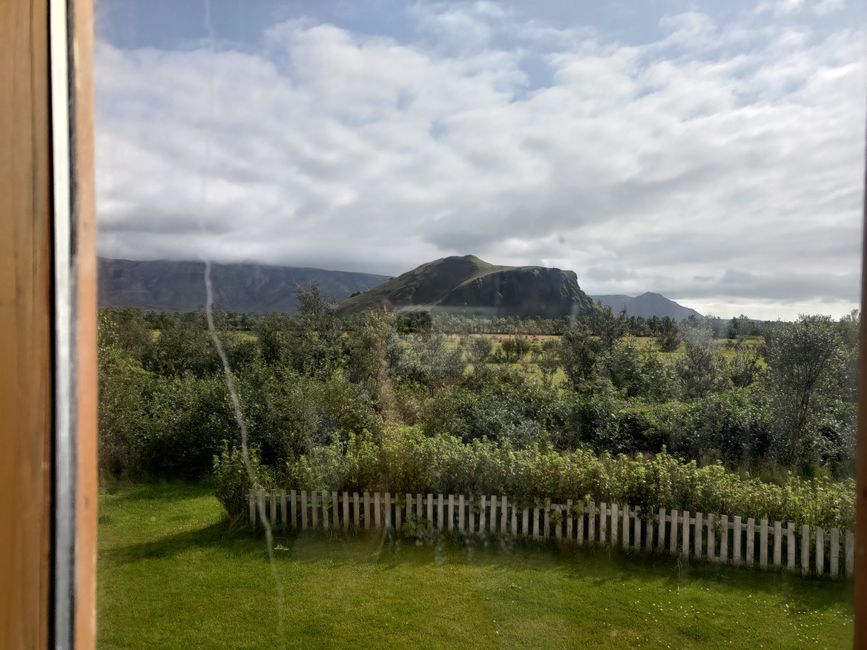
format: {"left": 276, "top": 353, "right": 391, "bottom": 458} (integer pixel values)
{"left": 95, "top": 5, "right": 864, "bottom": 319}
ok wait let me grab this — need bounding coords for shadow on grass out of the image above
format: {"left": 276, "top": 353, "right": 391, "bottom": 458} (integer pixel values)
{"left": 104, "top": 520, "right": 852, "bottom": 614}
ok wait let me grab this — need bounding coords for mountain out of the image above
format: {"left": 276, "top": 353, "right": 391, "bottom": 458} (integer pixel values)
{"left": 98, "top": 258, "right": 389, "bottom": 313}
{"left": 338, "top": 255, "right": 594, "bottom": 318}
{"left": 592, "top": 292, "right": 702, "bottom": 320}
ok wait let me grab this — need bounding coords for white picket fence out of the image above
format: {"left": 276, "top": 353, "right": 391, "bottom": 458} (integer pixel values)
{"left": 247, "top": 489, "right": 854, "bottom": 579}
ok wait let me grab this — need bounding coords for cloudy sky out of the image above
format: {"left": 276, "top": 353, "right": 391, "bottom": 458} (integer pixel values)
{"left": 95, "top": 0, "right": 864, "bottom": 319}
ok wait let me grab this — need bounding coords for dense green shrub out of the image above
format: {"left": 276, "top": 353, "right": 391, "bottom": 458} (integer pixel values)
{"left": 212, "top": 442, "right": 272, "bottom": 527}
{"left": 282, "top": 426, "right": 854, "bottom": 530}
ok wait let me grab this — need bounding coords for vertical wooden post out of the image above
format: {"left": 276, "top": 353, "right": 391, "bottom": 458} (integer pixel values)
{"left": 310, "top": 492, "right": 318, "bottom": 529}
{"left": 437, "top": 494, "right": 444, "bottom": 531}
{"left": 490, "top": 495, "right": 498, "bottom": 533}
{"left": 342, "top": 491, "right": 349, "bottom": 530}
{"left": 622, "top": 506, "right": 630, "bottom": 550}
{"left": 270, "top": 490, "right": 276, "bottom": 526}
{"left": 681, "top": 510, "right": 690, "bottom": 558}
{"left": 384, "top": 492, "right": 391, "bottom": 530}
{"left": 523, "top": 507, "right": 530, "bottom": 537}
{"left": 733, "top": 516, "right": 742, "bottom": 565}
{"left": 447, "top": 495, "right": 454, "bottom": 531}
{"left": 610, "top": 503, "right": 618, "bottom": 548}
{"left": 511, "top": 500, "right": 517, "bottom": 535}
{"left": 658, "top": 508, "right": 666, "bottom": 552}
{"left": 565, "top": 499, "right": 573, "bottom": 542}
{"left": 644, "top": 512, "right": 653, "bottom": 552}
{"left": 405, "top": 493, "right": 412, "bottom": 529}
{"left": 501, "top": 496, "right": 509, "bottom": 534}
{"left": 321, "top": 490, "right": 329, "bottom": 530}
{"left": 801, "top": 525, "right": 811, "bottom": 576}
{"left": 695, "top": 513, "right": 703, "bottom": 560}
{"left": 759, "top": 519, "right": 768, "bottom": 569}
{"left": 332, "top": 492, "right": 339, "bottom": 529}
{"left": 830, "top": 528, "right": 839, "bottom": 578}
{"left": 720, "top": 515, "right": 729, "bottom": 564}
{"left": 542, "top": 499, "right": 550, "bottom": 539}
{"left": 816, "top": 527, "right": 825, "bottom": 577}
{"left": 353, "top": 492, "right": 360, "bottom": 528}
{"left": 706, "top": 514, "right": 715, "bottom": 562}
{"left": 773, "top": 521, "right": 782, "bottom": 568}
{"left": 458, "top": 495, "right": 465, "bottom": 533}
{"left": 248, "top": 492, "right": 256, "bottom": 527}
{"left": 372, "top": 492, "right": 380, "bottom": 530}
{"left": 427, "top": 494, "right": 434, "bottom": 529}
{"left": 291, "top": 490, "right": 298, "bottom": 528}
{"left": 281, "top": 490, "right": 288, "bottom": 529}
{"left": 363, "top": 492, "right": 370, "bottom": 530}
{"left": 575, "top": 501, "right": 592, "bottom": 546}
{"left": 599, "top": 503, "right": 607, "bottom": 546}
{"left": 301, "top": 491, "right": 309, "bottom": 529}
{"left": 787, "top": 522, "right": 796, "bottom": 572}
{"left": 479, "top": 496, "right": 487, "bottom": 534}
{"left": 746, "top": 518, "right": 754, "bottom": 566}
{"left": 669, "top": 510, "right": 678, "bottom": 555}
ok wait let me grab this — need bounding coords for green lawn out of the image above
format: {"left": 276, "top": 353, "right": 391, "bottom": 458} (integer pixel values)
{"left": 98, "top": 484, "right": 852, "bottom": 649}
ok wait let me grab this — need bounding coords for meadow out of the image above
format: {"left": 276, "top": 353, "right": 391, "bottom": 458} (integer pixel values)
{"left": 98, "top": 483, "right": 853, "bottom": 649}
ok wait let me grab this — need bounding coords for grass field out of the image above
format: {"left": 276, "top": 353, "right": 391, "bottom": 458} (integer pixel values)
{"left": 98, "top": 484, "right": 852, "bottom": 649}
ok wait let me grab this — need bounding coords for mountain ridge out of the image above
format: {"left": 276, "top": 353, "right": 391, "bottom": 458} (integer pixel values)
{"left": 98, "top": 257, "right": 389, "bottom": 313}
{"left": 338, "top": 255, "right": 595, "bottom": 318}
{"left": 592, "top": 292, "right": 702, "bottom": 320}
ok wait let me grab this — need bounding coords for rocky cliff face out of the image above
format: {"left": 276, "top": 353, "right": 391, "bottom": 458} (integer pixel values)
{"left": 439, "top": 267, "right": 593, "bottom": 318}
{"left": 339, "top": 255, "right": 594, "bottom": 319}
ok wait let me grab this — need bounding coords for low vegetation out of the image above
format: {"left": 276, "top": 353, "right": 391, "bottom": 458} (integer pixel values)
{"left": 98, "top": 291, "right": 859, "bottom": 531}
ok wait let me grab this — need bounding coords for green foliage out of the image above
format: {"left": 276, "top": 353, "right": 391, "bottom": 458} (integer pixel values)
{"left": 763, "top": 315, "right": 852, "bottom": 467}
{"left": 283, "top": 426, "right": 854, "bottom": 530}
{"left": 211, "top": 442, "right": 271, "bottom": 527}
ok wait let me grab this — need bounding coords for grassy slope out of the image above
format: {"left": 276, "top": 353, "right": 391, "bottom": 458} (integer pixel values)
{"left": 98, "top": 484, "right": 851, "bottom": 649}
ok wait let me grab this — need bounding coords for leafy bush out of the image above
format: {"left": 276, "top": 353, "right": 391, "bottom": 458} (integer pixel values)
{"left": 212, "top": 442, "right": 272, "bottom": 527}
{"left": 282, "top": 426, "right": 855, "bottom": 530}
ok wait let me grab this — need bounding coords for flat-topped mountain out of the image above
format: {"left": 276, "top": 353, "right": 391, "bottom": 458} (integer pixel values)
{"left": 592, "top": 292, "right": 702, "bottom": 320}
{"left": 98, "top": 258, "right": 389, "bottom": 313}
{"left": 338, "top": 255, "right": 594, "bottom": 318}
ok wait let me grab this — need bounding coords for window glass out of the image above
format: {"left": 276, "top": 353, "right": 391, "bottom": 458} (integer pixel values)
{"left": 95, "top": 1, "right": 861, "bottom": 646}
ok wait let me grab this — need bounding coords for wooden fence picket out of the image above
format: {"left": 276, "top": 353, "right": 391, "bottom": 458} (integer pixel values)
{"left": 342, "top": 491, "right": 349, "bottom": 529}
{"left": 669, "top": 510, "right": 678, "bottom": 555}
{"left": 269, "top": 487, "right": 852, "bottom": 581}
{"left": 332, "top": 492, "right": 339, "bottom": 529}
{"left": 816, "top": 527, "right": 824, "bottom": 577}
{"left": 577, "top": 502, "right": 585, "bottom": 545}
{"left": 746, "top": 518, "right": 754, "bottom": 566}
{"left": 773, "top": 521, "right": 781, "bottom": 568}
{"left": 706, "top": 514, "right": 715, "bottom": 562}
{"left": 759, "top": 519, "right": 767, "bottom": 568}
{"left": 801, "top": 525, "right": 810, "bottom": 576}
{"left": 733, "top": 516, "right": 742, "bottom": 565}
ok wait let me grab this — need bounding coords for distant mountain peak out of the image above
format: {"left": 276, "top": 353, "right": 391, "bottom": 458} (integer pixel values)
{"left": 339, "top": 255, "right": 594, "bottom": 318}
{"left": 592, "top": 292, "right": 702, "bottom": 320}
